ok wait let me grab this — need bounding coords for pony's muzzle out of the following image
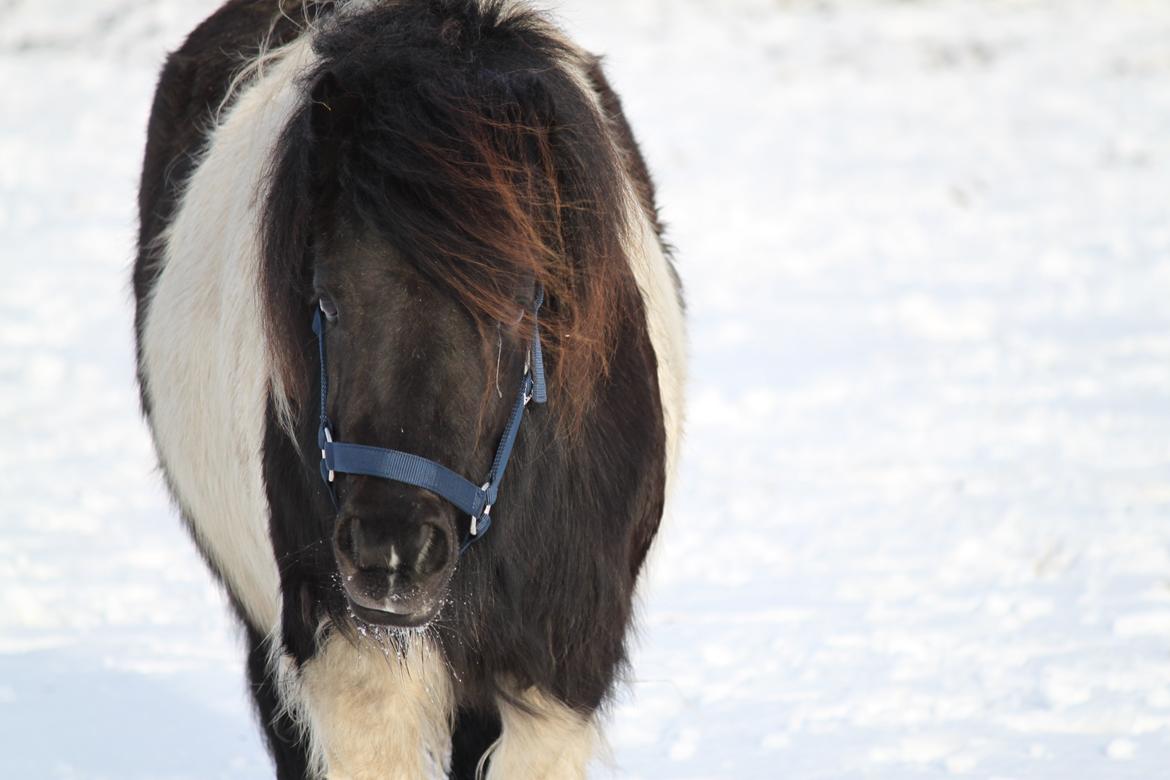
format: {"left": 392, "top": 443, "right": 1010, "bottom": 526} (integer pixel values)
{"left": 333, "top": 504, "right": 454, "bottom": 627}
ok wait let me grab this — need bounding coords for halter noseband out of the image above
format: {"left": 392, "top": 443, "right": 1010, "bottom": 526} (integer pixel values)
{"left": 312, "top": 287, "right": 547, "bottom": 553}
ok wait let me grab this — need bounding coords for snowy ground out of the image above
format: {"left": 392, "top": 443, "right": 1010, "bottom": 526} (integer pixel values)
{"left": 3, "top": 0, "right": 1170, "bottom": 777}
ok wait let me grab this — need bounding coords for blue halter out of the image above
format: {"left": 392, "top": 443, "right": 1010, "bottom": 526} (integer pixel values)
{"left": 312, "top": 287, "right": 547, "bottom": 552}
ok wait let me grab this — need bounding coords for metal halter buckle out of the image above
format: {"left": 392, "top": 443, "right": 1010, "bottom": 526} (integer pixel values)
{"left": 321, "top": 426, "right": 335, "bottom": 483}
{"left": 522, "top": 349, "right": 534, "bottom": 405}
{"left": 471, "top": 482, "right": 492, "bottom": 536}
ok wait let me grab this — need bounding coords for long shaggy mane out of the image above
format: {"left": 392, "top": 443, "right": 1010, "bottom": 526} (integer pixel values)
{"left": 262, "top": 0, "right": 640, "bottom": 434}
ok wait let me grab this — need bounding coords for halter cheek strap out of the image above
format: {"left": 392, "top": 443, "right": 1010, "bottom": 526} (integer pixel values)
{"left": 312, "top": 287, "right": 547, "bottom": 553}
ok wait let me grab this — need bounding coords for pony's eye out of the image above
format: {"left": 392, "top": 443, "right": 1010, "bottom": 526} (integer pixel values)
{"left": 318, "top": 295, "right": 339, "bottom": 322}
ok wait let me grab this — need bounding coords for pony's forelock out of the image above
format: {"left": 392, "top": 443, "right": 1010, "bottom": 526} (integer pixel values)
{"left": 262, "top": 0, "right": 642, "bottom": 438}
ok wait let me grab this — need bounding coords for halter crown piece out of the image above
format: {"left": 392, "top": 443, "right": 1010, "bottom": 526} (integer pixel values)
{"left": 312, "top": 286, "right": 547, "bottom": 553}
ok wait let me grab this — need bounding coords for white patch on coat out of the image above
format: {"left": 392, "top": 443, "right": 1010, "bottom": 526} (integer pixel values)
{"left": 624, "top": 205, "right": 687, "bottom": 489}
{"left": 140, "top": 35, "right": 319, "bottom": 633}
{"left": 297, "top": 632, "right": 454, "bottom": 780}
{"left": 486, "top": 688, "right": 598, "bottom": 780}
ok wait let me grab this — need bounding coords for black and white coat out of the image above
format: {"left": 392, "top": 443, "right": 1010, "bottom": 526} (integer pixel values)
{"left": 134, "top": 2, "right": 685, "bottom": 777}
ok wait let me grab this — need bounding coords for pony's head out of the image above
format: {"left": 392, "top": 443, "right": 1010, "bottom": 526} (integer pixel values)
{"left": 308, "top": 218, "right": 534, "bottom": 626}
{"left": 260, "top": 1, "right": 637, "bottom": 627}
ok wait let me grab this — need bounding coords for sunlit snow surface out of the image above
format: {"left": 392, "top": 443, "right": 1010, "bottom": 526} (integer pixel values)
{"left": 2, "top": 0, "right": 1170, "bottom": 777}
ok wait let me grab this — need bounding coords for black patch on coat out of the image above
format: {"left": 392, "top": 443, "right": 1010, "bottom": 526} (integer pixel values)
{"left": 246, "top": 623, "right": 314, "bottom": 779}
{"left": 259, "top": 0, "right": 669, "bottom": 714}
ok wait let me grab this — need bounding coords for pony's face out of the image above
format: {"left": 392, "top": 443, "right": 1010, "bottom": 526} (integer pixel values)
{"left": 310, "top": 214, "right": 527, "bottom": 627}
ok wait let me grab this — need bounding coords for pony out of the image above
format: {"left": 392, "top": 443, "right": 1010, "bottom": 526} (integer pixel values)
{"left": 133, "top": 1, "right": 685, "bottom": 777}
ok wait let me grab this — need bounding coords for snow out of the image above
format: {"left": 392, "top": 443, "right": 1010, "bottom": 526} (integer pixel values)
{"left": 2, "top": 0, "right": 1169, "bottom": 777}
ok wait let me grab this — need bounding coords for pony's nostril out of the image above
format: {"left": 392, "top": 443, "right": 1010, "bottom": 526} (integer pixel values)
{"left": 413, "top": 521, "right": 449, "bottom": 578}
{"left": 334, "top": 515, "right": 360, "bottom": 568}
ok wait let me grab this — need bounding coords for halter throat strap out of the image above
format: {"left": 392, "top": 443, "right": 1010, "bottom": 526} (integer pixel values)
{"left": 312, "top": 287, "right": 547, "bottom": 552}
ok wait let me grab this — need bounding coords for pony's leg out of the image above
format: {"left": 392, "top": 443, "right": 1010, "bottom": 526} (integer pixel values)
{"left": 449, "top": 707, "right": 502, "bottom": 780}
{"left": 297, "top": 633, "right": 454, "bottom": 780}
{"left": 486, "top": 689, "right": 598, "bottom": 780}
{"left": 245, "top": 625, "right": 314, "bottom": 780}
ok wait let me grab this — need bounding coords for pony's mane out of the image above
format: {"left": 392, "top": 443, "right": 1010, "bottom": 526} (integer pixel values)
{"left": 262, "top": 0, "right": 640, "bottom": 435}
